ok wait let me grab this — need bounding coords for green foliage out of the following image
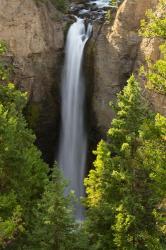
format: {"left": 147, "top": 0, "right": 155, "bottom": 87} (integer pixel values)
{"left": 0, "top": 41, "right": 88, "bottom": 249}
{"left": 85, "top": 75, "right": 166, "bottom": 249}
{"left": 28, "top": 166, "right": 75, "bottom": 250}
{"left": 139, "top": 0, "right": 166, "bottom": 94}
{"left": 0, "top": 41, "right": 48, "bottom": 248}
{"left": 139, "top": 42, "right": 166, "bottom": 94}
{"left": 0, "top": 82, "right": 48, "bottom": 247}
{"left": 0, "top": 42, "right": 11, "bottom": 82}
{"left": 140, "top": 0, "right": 166, "bottom": 39}
{"left": 110, "top": 0, "right": 123, "bottom": 7}
{"left": 0, "top": 42, "right": 7, "bottom": 55}
{"left": 0, "top": 205, "right": 23, "bottom": 249}
{"left": 26, "top": 165, "right": 89, "bottom": 250}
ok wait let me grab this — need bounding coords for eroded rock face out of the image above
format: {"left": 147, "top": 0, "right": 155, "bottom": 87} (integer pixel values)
{"left": 0, "top": 0, "right": 65, "bottom": 164}
{"left": 91, "top": 0, "right": 158, "bottom": 134}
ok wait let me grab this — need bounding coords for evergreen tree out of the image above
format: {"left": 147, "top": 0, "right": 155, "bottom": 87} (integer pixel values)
{"left": 84, "top": 75, "right": 166, "bottom": 249}
{"left": 0, "top": 41, "right": 88, "bottom": 250}
{"left": 0, "top": 42, "right": 48, "bottom": 248}
{"left": 27, "top": 165, "right": 89, "bottom": 250}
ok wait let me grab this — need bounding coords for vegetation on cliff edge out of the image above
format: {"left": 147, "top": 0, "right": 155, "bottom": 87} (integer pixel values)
{"left": 140, "top": 0, "right": 166, "bottom": 94}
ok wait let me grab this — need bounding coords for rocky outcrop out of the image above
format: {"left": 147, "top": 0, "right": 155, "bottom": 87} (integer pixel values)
{"left": 91, "top": 0, "right": 159, "bottom": 134}
{"left": 0, "top": 0, "right": 65, "bottom": 164}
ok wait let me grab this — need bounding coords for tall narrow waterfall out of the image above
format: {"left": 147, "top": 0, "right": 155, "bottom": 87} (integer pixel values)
{"left": 58, "top": 18, "right": 92, "bottom": 219}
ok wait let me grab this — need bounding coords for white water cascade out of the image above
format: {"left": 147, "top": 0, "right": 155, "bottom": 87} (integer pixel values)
{"left": 58, "top": 18, "right": 92, "bottom": 219}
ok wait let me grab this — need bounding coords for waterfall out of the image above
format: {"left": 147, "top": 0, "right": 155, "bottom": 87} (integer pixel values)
{"left": 58, "top": 18, "right": 92, "bottom": 220}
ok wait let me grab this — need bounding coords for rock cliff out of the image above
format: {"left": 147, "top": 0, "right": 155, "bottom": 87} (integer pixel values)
{"left": 0, "top": 0, "right": 165, "bottom": 164}
{"left": 91, "top": 0, "right": 159, "bottom": 134}
{"left": 0, "top": 0, "right": 65, "bottom": 164}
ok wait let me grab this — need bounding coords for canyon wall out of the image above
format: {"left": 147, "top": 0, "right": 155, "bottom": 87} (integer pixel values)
{"left": 0, "top": 0, "right": 65, "bottom": 164}
{"left": 91, "top": 0, "right": 159, "bottom": 135}
{"left": 0, "top": 0, "right": 165, "bottom": 163}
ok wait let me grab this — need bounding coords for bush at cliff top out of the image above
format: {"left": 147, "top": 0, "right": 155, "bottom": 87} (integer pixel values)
{"left": 140, "top": 0, "right": 166, "bottom": 94}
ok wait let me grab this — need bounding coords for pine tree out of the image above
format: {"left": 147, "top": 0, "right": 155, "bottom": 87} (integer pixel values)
{"left": 0, "top": 42, "right": 48, "bottom": 248}
{"left": 0, "top": 41, "right": 88, "bottom": 250}
{"left": 27, "top": 166, "right": 89, "bottom": 250}
{"left": 84, "top": 75, "right": 166, "bottom": 249}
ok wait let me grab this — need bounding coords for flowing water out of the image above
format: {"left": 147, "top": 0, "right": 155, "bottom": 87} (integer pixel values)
{"left": 58, "top": 18, "right": 92, "bottom": 220}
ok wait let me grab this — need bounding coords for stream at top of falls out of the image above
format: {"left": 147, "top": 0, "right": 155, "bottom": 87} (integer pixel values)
{"left": 58, "top": 18, "right": 92, "bottom": 220}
